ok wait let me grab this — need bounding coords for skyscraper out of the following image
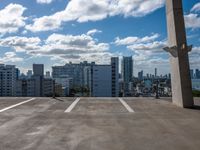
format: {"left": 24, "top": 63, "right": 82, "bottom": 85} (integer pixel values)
{"left": 33, "top": 64, "right": 44, "bottom": 96}
{"left": 111, "top": 57, "right": 119, "bottom": 97}
{"left": 121, "top": 56, "right": 133, "bottom": 96}
{"left": 33, "top": 64, "right": 44, "bottom": 77}
{"left": 155, "top": 68, "right": 157, "bottom": 78}
{"left": 138, "top": 70, "right": 143, "bottom": 80}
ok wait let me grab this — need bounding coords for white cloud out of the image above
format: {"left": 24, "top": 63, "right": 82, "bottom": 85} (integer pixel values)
{"left": 127, "top": 41, "right": 166, "bottom": 52}
{"left": 36, "top": 0, "right": 54, "bottom": 4}
{"left": 114, "top": 33, "right": 168, "bottom": 75}
{"left": 0, "top": 3, "right": 26, "bottom": 35}
{"left": 87, "top": 29, "right": 102, "bottom": 36}
{"left": 44, "top": 33, "right": 109, "bottom": 52}
{"left": 29, "top": 33, "right": 111, "bottom": 63}
{"left": 0, "top": 33, "right": 113, "bottom": 64}
{"left": 25, "top": 15, "right": 62, "bottom": 32}
{"left": 114, "top": 33, "right": 166, "bottom": 55}
{"left": 26, "top": 0, "right": 165, "bottom": 32}
{"left": 115, "top": 33, "right": 160, "bottom": 45}
{"left": 0, "top": 36, "right": 41, "bottom": 52}
{"left": 185, "top": 13, "right": 200, "bottom": 29}
{"left": 189, "top": 46, "right": 200, "bottom": 69}
{"left": 184, "top": 2, "right": 200, "bottom": 29}
{"left": 191, "top": 2, "right": 200, "bottom": 12}
{"left": 0, "top": 52, "right": 23, "bottom": 63}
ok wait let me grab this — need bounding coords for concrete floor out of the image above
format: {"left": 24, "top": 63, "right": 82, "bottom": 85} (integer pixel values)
{"left": 0, "top": 97, "right": 200, "bottom": 150}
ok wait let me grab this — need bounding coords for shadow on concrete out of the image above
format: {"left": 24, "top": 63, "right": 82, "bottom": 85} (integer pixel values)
{"left": 193, "top": 105, "right": 200, "bottom": 110}
{"left": 52, "top": 97, "right": 64, "bottom": 102}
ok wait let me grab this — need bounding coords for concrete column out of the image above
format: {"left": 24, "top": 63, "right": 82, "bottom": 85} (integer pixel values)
{"left": 165, "top": 0, "right": 194, "bottom": 107}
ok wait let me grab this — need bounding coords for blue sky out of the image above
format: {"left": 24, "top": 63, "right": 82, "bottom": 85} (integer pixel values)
{"left": 0, "top": 0, "right": 200, "bottom": 76}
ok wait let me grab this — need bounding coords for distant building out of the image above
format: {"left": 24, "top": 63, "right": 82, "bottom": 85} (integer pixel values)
{"left": 16, "top": 78, "right": 35, "bottom": 97}
{"left": 45, "top": 71, "right": 51, "bottom": 78}
{"left": 33, "top": 64, "right": 44, "bottom": 96}
{"left": 43, "top": 78, "right": 54, "bottom": 96}
{"left": 90, "top": 65, "right": 112, "bottom": 97}
{"left": 55, "top": 84, "right": 63, "bottom": 97}
{"left": 0, "top": 64, "right": 18, "bottom": 96}
{"left": 54, "top": 75, "right": 73, "bottom": 96}
{"left": 192, "top": 79, "right": 200, "bottom": 90}
{"left": 52, "top": 61, "right": 95, "bottom": 88}
{"left": 190, "top": 69, "right": 194, "bottom": 79}
{"left": 32, "top": 74, "right": 43, "bottom": 96}
{"left": 16, "top": 64, "right": 53, "bottom": 97}
{"left": 26, "top": 79, "right": 36, "bottom": 96}
{"left": 83, "top": 66, "right": 91, "bottom": 89}
{"left": 27, "top": 70, "right": 32, "bottom": 78}
{"left": 155, "top": 68, "right": 157, "bottom": 78}
{"left": 121, "top": 56, "right": 133, "bottom": 96}
{"left": 33, "top": 64, "right": 44, "bottom": 77}
{"left": 85, "top": 57, "right": 119, "bottom": 97}
{"left": 111, "top": 57, "right": 119, "bottom": 97}
{"left": 195, "top": 69, "right": 200, "bottom": 79}
{"left": 16, "top": 78, "right": 54, "bottom": 97}
{"left": 138, "top": 70, "right": 143, "bottom": 80}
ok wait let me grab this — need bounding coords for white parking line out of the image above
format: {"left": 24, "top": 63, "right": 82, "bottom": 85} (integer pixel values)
{"left": 64, "top": 98, "right": 81, "bottom": 113}
{"left": 118, "top": 98, "right": 134, "bottom": 113}
{"left": 0, "top": 98, "right": 36, "bottom": 113}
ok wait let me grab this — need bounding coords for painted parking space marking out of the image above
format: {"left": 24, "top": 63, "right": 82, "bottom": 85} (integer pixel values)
{"left": 0, "top": 98, "right": 36, "bottom": 113}
{"left": 64, "top": 98, "right": 81, "bottom": 113}
{"left": 118, "top": 98, "right": 134, "bottom": 113}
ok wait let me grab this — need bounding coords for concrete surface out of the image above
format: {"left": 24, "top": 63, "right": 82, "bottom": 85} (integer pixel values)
{"left": 166, "top": 0, "right": 194, "bottom": 107}
{"left": 0, "top": 97, "right": 199, "bottom": 150}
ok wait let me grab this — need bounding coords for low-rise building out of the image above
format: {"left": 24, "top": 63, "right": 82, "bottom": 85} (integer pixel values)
{"left": 192, "top": 79, "right": 200, "bottom": 90}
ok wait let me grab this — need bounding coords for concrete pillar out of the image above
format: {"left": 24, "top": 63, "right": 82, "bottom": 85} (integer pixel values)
{"left": 165, "top": 0, "right": 194, "bottom": 107}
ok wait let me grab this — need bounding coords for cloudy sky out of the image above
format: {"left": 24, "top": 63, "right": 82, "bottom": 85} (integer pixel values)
{"left": 0, "top": 0, "right": 200, "bottom": 76}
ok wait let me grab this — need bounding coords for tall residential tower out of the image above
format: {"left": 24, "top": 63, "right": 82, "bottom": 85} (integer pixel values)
{"left": 121, "top": 56, "right": 133, "bottom": 96}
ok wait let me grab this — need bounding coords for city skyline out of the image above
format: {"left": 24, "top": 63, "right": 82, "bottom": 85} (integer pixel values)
{"left": 0, "top": 0, "right": 200, "bottom": 76}
{"left": 4, "top": 60, "right": 200, "bottom": 79}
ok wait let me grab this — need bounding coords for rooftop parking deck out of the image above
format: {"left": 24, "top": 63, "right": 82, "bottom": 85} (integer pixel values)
{"left": 0, "top": 97, "right": 200, "bottom": 150}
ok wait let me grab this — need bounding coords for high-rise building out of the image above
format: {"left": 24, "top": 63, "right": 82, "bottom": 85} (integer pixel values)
{"left": 90, "top": 65, "right": 112, "bottom": 97}
{"left": 155, "top": 68, "right": 157, "bottom": 78}
{"left": 138, "top": 70, "right": 143, "bottom": 80}
{"left": 45, "top": 71, "right": 51, "bottom": 78}
{"left": 190, "top": 69, "right": 194, "bottom": 79}
{"left": 16, "top": 64, "right": 53, "bottom": 97}
{"left": 195, "top": 69, "right": 200, "bottom": 79}
{"left": 27, "top": 70, "right": 32, "bottom": 78}
{"left": 82, "top": 57, "right": 119, "bottom": 97}
{"left": 121, "top": 56, "right": 133, "bottom": 96}
{"left": 32, "top": 64, "right": 44, "bottom": 96}
{"left": 33, "top": 64, "right": 44, "bottom": 77}
{"left": 52, "top": 61, "right": 95, "bottom": 88}
{"left": 0, "top": 64, "right": 18, "bottom": 96}
{"left": 111, "top": 57, "right": 119, "bottom": 97}
{"left": 83, "top": 66, "right": 91, "bottom": 89}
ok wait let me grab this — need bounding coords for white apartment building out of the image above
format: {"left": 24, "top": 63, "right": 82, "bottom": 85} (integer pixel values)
{"left": 0, "top": 64, "right": 18, "bottom": 96}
